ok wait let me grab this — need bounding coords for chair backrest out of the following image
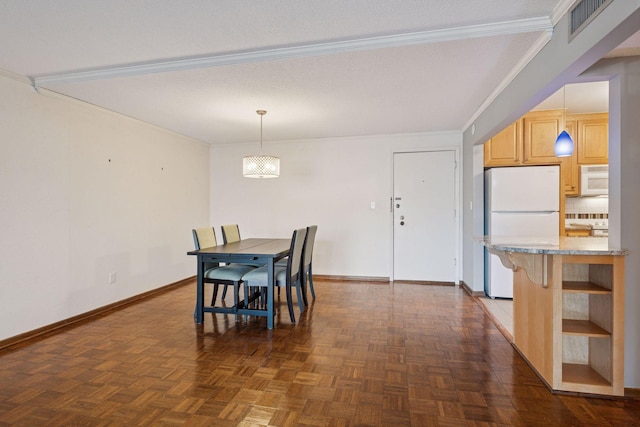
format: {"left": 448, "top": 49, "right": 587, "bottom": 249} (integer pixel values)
{"left": 287, "top": 228, "right": 307, "bottom": 281}
{"left": 302, "top": 225, "right": 317, "bottom": 268}
{"left": 221, "top": 224, "right": 241, "bottom": 244}
{"left": 192, "top": 227, "right": 217, "bottom": 250}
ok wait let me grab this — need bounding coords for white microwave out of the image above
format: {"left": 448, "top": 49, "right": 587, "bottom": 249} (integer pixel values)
{"left": 580, "top": 165, "right": 608, "bottom": 196}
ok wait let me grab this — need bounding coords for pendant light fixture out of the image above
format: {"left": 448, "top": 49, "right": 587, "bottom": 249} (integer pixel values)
{"left": 242, "top": 110, "right": 280, "bottom": 178}
{"left": 554, "top": 86, "right": 574, "bottom": 157}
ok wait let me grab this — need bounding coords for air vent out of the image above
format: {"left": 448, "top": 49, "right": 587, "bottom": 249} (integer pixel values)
{"left": 569, "top": 0, "right": 613, "bottom": 41}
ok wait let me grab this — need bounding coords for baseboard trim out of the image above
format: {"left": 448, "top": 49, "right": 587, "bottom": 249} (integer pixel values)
{"left": 393, "top": 280, "right": 454, "bottom": 286}
{"left": 460, "top": 280, "right": 485, "bottom": 297}
{"left": 0, "top": 276, "right": 194, "bottom": 351}
{"left": 625, "top": 388, "right": 640, "bottom": 399}
{"left": 314, "top": 274, "right": 390, "bottom": 283}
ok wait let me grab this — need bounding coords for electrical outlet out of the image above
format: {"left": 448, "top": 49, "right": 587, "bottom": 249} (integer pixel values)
{"left": 108, "top": 272, "right": 117, "bottom": 284}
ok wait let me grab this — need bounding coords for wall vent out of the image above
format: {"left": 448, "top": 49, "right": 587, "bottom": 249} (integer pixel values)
{"left": 569, "top": 0, "right": 613, "bottom": 41}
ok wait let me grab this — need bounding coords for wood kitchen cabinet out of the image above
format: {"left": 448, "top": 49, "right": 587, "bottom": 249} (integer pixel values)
{"left": 522, "top": 110, "right": 563, "bottom": 164}
{"left": 575, "top": 113, "right": 608, "bottom": 164}
{"left": 484, "top": 111, "right": 563, "bottom": 167}
{"left": 561, "top": 118, "right": 579, "bottom": 196}
{"left": 565, "top": 228, "right": 591, "bottom": 237}
{"left": 484, "top": 111, "right": 608, "bottom": 197}
{"left": 483, "top": 120, "right": 522, "bottom": 166}
{"left": 561, "top": 113, "right": 608, "bottom": 196}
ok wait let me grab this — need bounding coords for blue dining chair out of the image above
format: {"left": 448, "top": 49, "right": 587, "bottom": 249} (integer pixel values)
{"left": 192, "top": 227, "right": 255, "bottom": 312}
{"left": 276, "top": 225, "right": 318, "bottom": 305}
{"left": 220, "top": 224, "right": 264, "bottom": 305}
{"left": 241, "top": 228, "right": 307, "bottom": 323}
{"left": 218, "top": 223, "right": 241, "bottom": 300}
{"left": 300, "top": 225, "right": 318, "bottom": 302}
{"left": 221, "top": 224, "right": 241, "bottom": 244}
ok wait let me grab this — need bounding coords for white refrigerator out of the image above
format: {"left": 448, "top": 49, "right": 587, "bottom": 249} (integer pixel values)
{"left": 484, "top": 165, "right": 560, "bottom": 298}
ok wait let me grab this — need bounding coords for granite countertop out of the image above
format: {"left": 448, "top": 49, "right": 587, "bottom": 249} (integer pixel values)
{"left": 479, "top": 236, "right": 628, "bottom": 256}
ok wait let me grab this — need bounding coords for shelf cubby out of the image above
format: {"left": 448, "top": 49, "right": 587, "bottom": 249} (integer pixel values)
{"left": 557, "top": 255, "right": 623, "bottom": 396}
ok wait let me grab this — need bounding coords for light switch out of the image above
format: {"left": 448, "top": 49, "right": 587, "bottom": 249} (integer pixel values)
{"left": 370, "top": 202, "right": 376, "bottom": 209}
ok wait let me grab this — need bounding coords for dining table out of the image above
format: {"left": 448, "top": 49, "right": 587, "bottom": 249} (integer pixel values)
{"left": 187, "top": 238, "right": 291, "bottom": 329}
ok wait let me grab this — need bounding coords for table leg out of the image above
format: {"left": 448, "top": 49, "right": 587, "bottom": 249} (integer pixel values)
{"left": 196, "top": 256, "right": 204, "bottom": 324}
{"left": 267, "top": 259, "right": 274, "bottom": 329}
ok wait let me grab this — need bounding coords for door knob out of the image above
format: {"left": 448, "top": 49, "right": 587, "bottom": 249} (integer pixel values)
{"left": 396, "top": 204, "right": 400, "bottom": 208}
{"left": 400, "top": 215, "right": 405, "bottom": 220}
{"left": 400, "top": 221, "right": 405, "bottom": 226}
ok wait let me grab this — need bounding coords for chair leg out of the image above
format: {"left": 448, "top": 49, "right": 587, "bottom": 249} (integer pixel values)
{"left": 243, "top": 283, "right": 249, "bottom": 308}
{"left": 301, "top": 270, "right": 309, "bottom": 307}
{"left": 233, "top": 282, "right": 240, "bottom": 320}
{"left": 233, "top": 283, "right": 240, "bottom": 308}
{"left": 221, "top": 286, "right": 228, "bottom": 300}
{"left": 308, "top": 264, "right": 316, "bottom": 299}
{"left": 295, "top": 282, "right": 305, "bottom": 313}
{"left": 285, "top": 284, "right": 296, "bottom": 323}
{"left": 211, "top": 284, "right": 220, "bottom": 306}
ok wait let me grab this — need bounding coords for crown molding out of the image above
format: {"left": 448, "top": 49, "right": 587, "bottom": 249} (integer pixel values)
{"left": 0, "top": 67, "right": 33, "bottom": 86}
{"left": 550, "top": 0, "right": 578, "bottom": 26}
{"left": 33, "top": 17, "right": 552, "bottom": 87}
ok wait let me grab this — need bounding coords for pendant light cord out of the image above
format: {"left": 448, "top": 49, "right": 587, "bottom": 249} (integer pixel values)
{"left": 563, "top": 86, "right": 566, "bottom": 131}
{"left": 257, "top": 109, "right": 266, "bottom": 155}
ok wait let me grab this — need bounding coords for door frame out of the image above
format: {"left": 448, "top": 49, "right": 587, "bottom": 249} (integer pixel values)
{"left": 390, "top": 147, "right": 461, "bottom": 284}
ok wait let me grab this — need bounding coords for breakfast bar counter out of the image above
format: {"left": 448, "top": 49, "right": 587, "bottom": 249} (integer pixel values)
{"left": 481, "top": 237, "right": 628, "bottom": 397}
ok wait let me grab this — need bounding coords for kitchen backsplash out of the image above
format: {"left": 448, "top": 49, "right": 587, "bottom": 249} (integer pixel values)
{"left": 565, "top": 196, "right": 608, "bottom": 219}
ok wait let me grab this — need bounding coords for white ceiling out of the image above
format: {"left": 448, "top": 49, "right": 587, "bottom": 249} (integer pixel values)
{"left": 0, "top": 1, "right": 632, "bottom": 145}
{"left": 534, "top": 81, "right": 609, "bottom": 114}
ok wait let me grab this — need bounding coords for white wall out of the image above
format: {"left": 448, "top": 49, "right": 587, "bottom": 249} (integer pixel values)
{"left": 210, "top": 132, "right": 462, "bottom": 279}
{"left": 461, "top": 142, "right": 486, "bottom": 293}
{"left": 0, "top": 74, "right": 210, "bottom": 341}
{"left": 601, "top": 57, "right": 640, "bottom": 389}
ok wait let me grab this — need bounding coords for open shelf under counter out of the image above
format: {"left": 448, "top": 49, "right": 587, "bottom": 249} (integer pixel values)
{"left": 563, "top": 319, "right": 610, "bottom": 337}
{"left": 563, "top": 363, "right": 612, "bottom": 391}
{"left": 479, "top": 236, "right": 627, "bottom": 397}
{"left": 562, "top": 281, "right": 611, "bottom": 294}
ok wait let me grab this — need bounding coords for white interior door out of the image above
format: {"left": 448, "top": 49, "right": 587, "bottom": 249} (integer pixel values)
{"left": 393, "top": 150, "right": 456, "bottom": 282}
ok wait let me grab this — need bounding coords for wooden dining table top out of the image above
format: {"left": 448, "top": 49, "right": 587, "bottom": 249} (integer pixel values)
{"left": 187, "top": 238, "right": 290, "bottom": 258}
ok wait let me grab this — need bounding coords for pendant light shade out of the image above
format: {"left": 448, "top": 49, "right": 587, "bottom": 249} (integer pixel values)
{"left": 555, "top": 86, "right": 574, "bottom": 157}
{"left": 242, "top": 155, "right": 280, "bottom": 177}
{"left": 554, "top": 130, "right": 574, "bottom": 157}
{"left": 243, "top": 110, "right": 280, "bottom": 178}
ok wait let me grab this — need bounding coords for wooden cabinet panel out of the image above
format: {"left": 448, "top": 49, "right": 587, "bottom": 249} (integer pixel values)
{"left": 483, "top": 112, "right": 608, "bottom": 198}
{"left": 561, "top": 119, "right": 579, "bottom": 196}
{"left": 565, "top": 228, "right": 591, "bottom": 237}
{"left": 576, "top": 113, "right": 608, "bottom": 164}
{"left": 512, "top": 252, "right": 625, "bottom": 396}
{"left": 523, "top": 111, "right": 562, "bottom": 164}
{"left": 483, "top": 120, "right": 522, "bottom": 166}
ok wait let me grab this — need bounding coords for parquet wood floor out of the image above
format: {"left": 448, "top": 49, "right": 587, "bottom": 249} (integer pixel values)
{"left": 1, "top": 280, "right": 639, "bottom": 426}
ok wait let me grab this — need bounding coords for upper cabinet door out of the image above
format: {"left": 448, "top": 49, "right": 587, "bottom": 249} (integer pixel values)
{"left": 523, "top": 110, "right": 562, "bottom": 164}
{"left": 483, "top": 120, "right": 522, "bottom": 166}
{"left": 577, "top": 113, "right": 608, "bottom": 164}
{"left": 561, "top": 118, "right": 579, "bottom": 196}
